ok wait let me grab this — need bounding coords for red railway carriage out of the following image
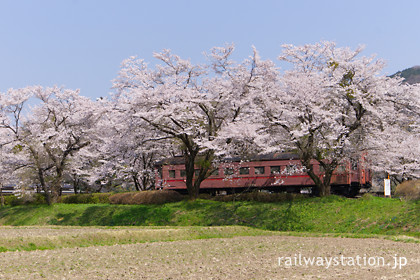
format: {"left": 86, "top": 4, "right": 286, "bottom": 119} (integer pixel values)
{"left": 155, "top": 153, "right": 371, "bottom": 197}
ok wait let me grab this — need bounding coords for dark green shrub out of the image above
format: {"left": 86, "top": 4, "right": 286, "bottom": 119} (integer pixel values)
{"left": 31, "top": 193, "right": 47, "bottom": 204}
{"left": 109, "top": 190, "right": 183, "bottom": 205}
{"left": 2, "top": 195, "right": 19, "bottom": 206}
{"left": 93, "top": 193, "right": 112, "bottom": 204}
{"left": 1, "top": 193, "right": 47, "bottom": 206}
{"left": 60, "top": 193, "right": 111, "bottom": 204}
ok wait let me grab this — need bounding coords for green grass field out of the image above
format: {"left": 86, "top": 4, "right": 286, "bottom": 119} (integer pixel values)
{"left": 0, "top": 196, "right": 418, "bottom": 238}
{"left": 0, "top": 226, "right": 278, "bottom": 252}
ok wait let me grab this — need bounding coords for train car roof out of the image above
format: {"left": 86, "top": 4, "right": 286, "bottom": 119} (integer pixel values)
{"left": 155, "top": 152, "right": 300, "bottom": 166}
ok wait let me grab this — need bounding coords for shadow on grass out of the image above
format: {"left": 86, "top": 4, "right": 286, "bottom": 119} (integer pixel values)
{"left": 265, "top": 201, "right": 304, "bottom": 231}
{"left": 0, "top": 205, "right": 52, "bottom": 225}
{"left": 189, "top": 200, "right": 305, "bottom": 231}
{"left": 51, "top": 205, "right": 175, "bottom": 226}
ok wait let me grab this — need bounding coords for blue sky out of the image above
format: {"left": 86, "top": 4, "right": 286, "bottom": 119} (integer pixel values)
{"left": 1, "top": 0, "right": 419, "bottom": 99}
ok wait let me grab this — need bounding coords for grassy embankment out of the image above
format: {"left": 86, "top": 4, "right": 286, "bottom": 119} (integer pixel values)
{"left": 0, "top": 195, "right": 418, "bottom": 234}
{"left": 0, "top": 195, "right": 418, "bottom": 252}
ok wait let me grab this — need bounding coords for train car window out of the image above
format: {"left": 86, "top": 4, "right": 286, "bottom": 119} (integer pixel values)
{"left": 224, "top": 168, "right": 234, "bottom": 175}
{"left": 255, "top": 166, "right": 265, "bottom": 175}
{"left": 351, "top": 160, "right": 358, "bottom": 170}
{"left": 239, "top": 167, "right": 250, "bottom": 175}
{"left": 285, "top": 164, "right": 304, "bottom": 174}
{"left": 270, "top": 166, "right": 281, "bottom": 174}
{"left": 210, "top": 169, "right": 219, "bottom": 176}
{"left": 180, "top": 170, "right": 186, "bottom": 177}
{"left": 169, "top": 170, "right": 176, "bottom": 178}
{"left": 337, "top": 165, "right": 346, "bottom": 173}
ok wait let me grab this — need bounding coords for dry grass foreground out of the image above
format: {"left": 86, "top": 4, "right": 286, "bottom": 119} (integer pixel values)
{"left": 0, "top": 228, "right": 418, "bottom": 279}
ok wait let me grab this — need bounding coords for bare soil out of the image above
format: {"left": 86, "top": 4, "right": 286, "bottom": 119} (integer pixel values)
{"left": 0, "top": 232, "right": 418, "bottom": 279}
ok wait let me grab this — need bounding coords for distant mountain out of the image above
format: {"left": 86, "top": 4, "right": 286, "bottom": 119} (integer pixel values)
{"left": 391, "top": 66, "right": 420, "bottom": 84}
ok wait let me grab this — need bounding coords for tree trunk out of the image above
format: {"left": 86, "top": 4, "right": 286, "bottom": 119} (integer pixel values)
{"left": 35, "top": 168, "right": 52, "bottom": 205}
{"left": 302, "top": 159, "right": 334, "bottom": 197}
{"left": 180, "top": 134, "right": 215, "bottom": 199}
{"left": 51, "top": 168, "right": 63, "bottom": 203}
{"left": 184, "top": 152, "right": 198, "bottom": 199}
{"left": 184, "top": 151, "right": 214, "bottom": 199}
{"left": 73, "top": 181, "right": 78, "bottom": 194}
{"left": 317, "top": 181, "right": 332, "bottom": 197}
{"left": 0, "top": 185, "right": 4, "bottom": 207}
{"left": 133, "top": 175, "right": 141, "bottom": 191}
{"left": 141, "top": 174, "right": 152, "bottom": 191}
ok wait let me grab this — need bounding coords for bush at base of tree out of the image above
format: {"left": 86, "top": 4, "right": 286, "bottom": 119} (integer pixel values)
{"left": 60, "top": 193, "right": 112, "bottom": 204}
{"left": 1, "top": 193, "right": 46, "bottom": 206}
{"left": 109, "top": 190, "right": 184, "bottom": 205}
{"left": 395, "top": 180, "right": 420, "bottom": 200}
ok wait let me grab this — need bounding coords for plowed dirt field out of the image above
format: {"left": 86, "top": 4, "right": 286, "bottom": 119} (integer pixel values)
{"left": 0, "top": 232, "right": 418, "bottom": 279}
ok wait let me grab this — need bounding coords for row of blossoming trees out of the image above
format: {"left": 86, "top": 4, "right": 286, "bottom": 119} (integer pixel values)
{"left": 1, "top": 42, "right": 419, "bottom": 202}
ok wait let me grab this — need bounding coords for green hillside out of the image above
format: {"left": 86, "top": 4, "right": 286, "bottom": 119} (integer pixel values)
{"left": 391, "top": 66, "right": 420, "bottom": 84}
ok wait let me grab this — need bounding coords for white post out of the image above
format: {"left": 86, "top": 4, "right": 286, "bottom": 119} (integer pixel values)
{"left": 384, "top": 174, "right": 391, "bottom": 197}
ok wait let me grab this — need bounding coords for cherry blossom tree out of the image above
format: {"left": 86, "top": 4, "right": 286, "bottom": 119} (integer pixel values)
{"left": 113, "top": 45, "right": 278, "bottom": 198}
{"left": 0, "top": 87, "right": 39, "bottom": 195}
{"left": 0, "top": 128, "right": 18, "bottom": 203}
{"left": 252, "top": 41, "right": 419, "bottom": 196}
{"left": 2, "top": 42, "right": 415, "bottom": 201}
{"left": 364, "top": 82, "right": 420, "bottom": 181}
{"left": 90, "top": 99, "right": 169, "bottom": 192}
{"left": 0, "top": 86, "right": 99, "bottom": 204}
